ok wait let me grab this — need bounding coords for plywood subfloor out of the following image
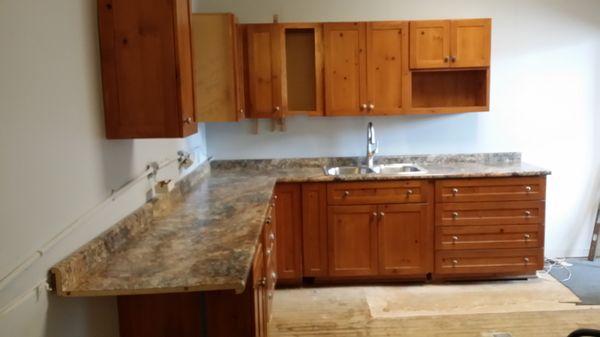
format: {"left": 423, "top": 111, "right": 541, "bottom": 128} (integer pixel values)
{"left": 270, "top": 274, "right": 600, "bottom": 337}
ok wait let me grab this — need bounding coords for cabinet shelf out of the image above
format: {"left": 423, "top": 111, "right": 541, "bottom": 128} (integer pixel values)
{"left": 410, "top": 69, "right": 489, "bottom": 111}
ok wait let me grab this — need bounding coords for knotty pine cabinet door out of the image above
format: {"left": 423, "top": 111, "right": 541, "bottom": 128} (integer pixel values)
{"left": 301, "top": 183, "right": 328, "bottom": 277}
{"left": 450, "top": 19, "right": 491, "bottom": 68}
{"left": 274, "top": 184, "right": 303, "bottom": 284}
{"left": 409, "top": 20, "right": 451, "bottom": 69}
{"left": 366, "top": 21, "right": 409, "bottom": 115}
{"left": 98, "top": 0, "right": 197, "bottom": 138}
{"left": 246, "top": 24, "right": 285, "bottom": 118}
{"left": 377, "top": 203, "right": 433, "bottom": 276}
{"left": 410, "top": 19, "right": 491, "bottom": 69}
{"left": 328, "top": 205, "right": 379, "bottom": 277}
{"left": 323, "top": 22, "right": 367, "bottom": 116}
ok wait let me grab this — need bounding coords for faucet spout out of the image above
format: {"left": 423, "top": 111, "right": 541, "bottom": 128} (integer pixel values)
{"left": 366, "top": 122, "right": 378, "bottom": 169}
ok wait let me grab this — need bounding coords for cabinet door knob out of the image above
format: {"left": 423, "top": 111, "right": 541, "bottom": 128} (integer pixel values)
{"left": 268, "top": 292, "right": 273, "bottom": 299}
{"left": 452, "top": 259, "right": 459, "bottom": 266}
{"left": 524, "top": 233, "right": 531, "bottom": 240}
{"left": 271, "top": 272, "right": 277, "bottom": 280}
{"left": 452, "top": 236, "right": 459, "bottom": 242}
{"left": 444, "top": 57, "right": 449, "bottom": 63}
{"left": 523, "top": 257, "right": 530, "bottom": 263}
{"left": 239, "top": 108, "right": 245, "bottom": 114}
{"left": 343, "top": 190, "right": 350, "bottom": 197}
{"left": 266, "top": 248, "right": 272, "bottom": 256}
{"left": 274, "top": 106, "right": 281, "bottom": 112}
{"left": 450, "top": 56, "right": 456, "bottom": 63}
{"left": 452, "top": 212, "right": 459, "bottom": 219}
{"left": 368, "top": 103, "right": 375, "bottom": 112}
{"left": 524, "top": 210, "right": 532, "bottom": 217}
{"left": 379, "top": 211, "right": 385, "bottom": 217}
{"left": 406, "top": 189, "right": 414, "bottom": 196}
{"left": 372, "top": 212, "right": 378, "bottom": 218}
{"left": 265, "top": 216, "right": 272, "bottom": 224}
{"left": 360, "top": 103, "right": 367, "bottom": 111}
{"left": 269, "top": 233, "right": 276, "bottom": 241}
{"left": 451, "top": 188, "right": 459, "bottom": 196}
{"left": 183, "top": 117, "right": 193, "bottom": 124}
{"left": 273, "top": 195, "right": 278, "bottom": 200}
{"left": 525, "top": 186, "right": 532, "bottom": 192}
{"left": 260, "top": 277, "right": 267, "bottom": 287}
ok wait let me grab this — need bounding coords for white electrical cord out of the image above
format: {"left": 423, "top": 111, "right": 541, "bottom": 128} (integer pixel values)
{"left": 0, "top": 147, "right": 203, "bottom": 292}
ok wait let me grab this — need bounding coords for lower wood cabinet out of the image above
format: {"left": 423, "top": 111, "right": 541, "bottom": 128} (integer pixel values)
{"left": 378, "top": 203, "right": 433, "bottom": 276}
{"left": 273, "top": 184, "right": 303, "bottom": 284}
{"left": 328, "top": 205, "right": 379, "bottom": 277}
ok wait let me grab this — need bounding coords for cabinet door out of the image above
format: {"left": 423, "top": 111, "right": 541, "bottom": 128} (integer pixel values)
{"left": 324, "top": 22, "right": 367, "bottom": 116}
{"left": 328, "top": 205, "right": 379, "bottom": 276}
{"left": 274, "top": 183, "right": 303, "bottom": 283}
{"left": 191, "top": 13, "right": 243, "bottom": 122}
{"left": 246, "top": 24, "right": 284, "bottom": 118}
{"left": 302, "top": 183, "right": 328, "bottom": 277}
{"left": 409, "top": 20, "right": 450, "bottom": 69}
{"left": 378, "top": 204, "right": 433, "bottom": 276}
{"left": 450, "top": 19, "right": 491, "bottom": 68}
{"left": 366, "top": 21, "right": 408, "bottom": 115}
{"left": 252, "top": 244, "right": 266, "bottom": 337}
{"left": 99, "top": 0, "right": 197, "bottom": 138}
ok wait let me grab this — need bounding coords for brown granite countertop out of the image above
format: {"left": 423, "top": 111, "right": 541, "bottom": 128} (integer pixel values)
{"left": 51, "top": 153, "right": 550, "bottom": 297}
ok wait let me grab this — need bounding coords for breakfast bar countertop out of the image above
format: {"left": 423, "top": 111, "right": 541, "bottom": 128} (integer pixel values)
{"left": 51, "top": 153, "right": 550, "bottom": 297}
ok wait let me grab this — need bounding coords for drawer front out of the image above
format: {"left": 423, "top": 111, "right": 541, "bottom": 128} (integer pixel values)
{"left": 327, "top": 180, "right": 432, "bottom": 205}
{"left": 436, "top": 201, "right": 545, "bottom": 226}
{"left": 435, "top": 248, "right": 543, "bottom": 275}
{"left": 436, "top": 224, "right": 543, "bottom": 250}
{"left": 436, "top": 177, "right": 546, "bottom": 203}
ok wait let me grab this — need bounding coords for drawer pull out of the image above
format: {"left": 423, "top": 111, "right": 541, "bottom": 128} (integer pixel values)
{"left": 524, "top": 210, "right": 532, "bottom": 217}
{"left": 525, "top": 186, "right": 532, "bottom": 192}
{"left": 524, "top": 233, "right": 531, "bottom": 240}
{"left": 260, "top": 277, "right": 267, "bottom": 287}
{"left": 343, "top": 190, "right": 350, "bottom": 197}
{"left": 266, "top": 248, "right": 272, "bottom": 257}
{"left": 452, "top": 212, "right": 459, "bottom": 219}
{"left": 452, "top": 236, "right": 459, "bottom": 242}
{"left": 265, "top": 216, "right": 272, "bottom": 224}
{"left": 379, "top": 211, "right": 385, "bottom": 218}
{"left": 269, "top": 233, "right": 276, "bottom": 241}
{"left": 271, "top": 202, "right": 276, "bottom": 207}
{"left": 406, "top": 189, "right": 414, "bottom": 196}
{"left": 451, "top": 188, "right": 459, "bottom": 196}
{"left": 452, "top": 259, "right": 459, "bottom": 266}
{"left": 523, "top": 257, "right": 530, "bottom": 263}
{"left": 273, "top": 195, "right": 278, "bottom": 200}
{"left": 272, "top": 272, "right": 277, "bottom": 280}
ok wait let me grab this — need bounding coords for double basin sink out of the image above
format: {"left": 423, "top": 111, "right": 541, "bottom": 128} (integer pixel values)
{"left": 323, "top": 163, "right": 426, "bottom": 176}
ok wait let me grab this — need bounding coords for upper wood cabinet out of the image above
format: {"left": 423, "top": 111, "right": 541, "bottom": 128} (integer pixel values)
{"left": 324, "top": 23, "right": 367, "bottom": 116}
{"left": 324, "top": 21, "right": 408, "bottom": 116}
{"left": 366, "top": 22, "right": 409, "bottom": 115}
{"left": 246, "top": 24, "right": 285, "bottom": 119}
{"left": 410, "top": 19, "right": 491, "bottom": 69}
{"left": 191, "top": 13, "right": 245, "bottom": 122}
{"left": 98, "top": 0, "right": 197, "bottom": 139}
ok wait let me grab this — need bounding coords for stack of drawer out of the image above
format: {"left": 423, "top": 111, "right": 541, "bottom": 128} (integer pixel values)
{"left": 434, "top": 177, "right": 546, "bottom": 277}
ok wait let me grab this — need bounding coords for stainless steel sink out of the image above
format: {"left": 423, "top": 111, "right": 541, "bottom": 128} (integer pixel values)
{"left": 323, "top": 163, "right": 426, "bottom": 176}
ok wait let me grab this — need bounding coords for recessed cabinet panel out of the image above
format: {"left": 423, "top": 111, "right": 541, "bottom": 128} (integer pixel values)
{"left": 366, "top": 22, "right": 408, "bottom": 115}
{"left": 328, "top": 205, "right": 379, "bottom": 276}
{"left": 284, "top": 25, "right": 323, "bottom": 115}
{"left": 451, "top": 19, "right": 491, "bottom": 68}
{"left": 409, "top": 20, "right": 451, "bottom": 69}
{"left": 378, "top": 203, "right": 433, "bottom": 276}
{"left": 274, "top": 183, "right": 303, "bottom": 284}
{"left": 246, "top": 24, "right": 284, "bottom": 118}
{"left": 324, "top": 23, "right": 367, "bottom": 116}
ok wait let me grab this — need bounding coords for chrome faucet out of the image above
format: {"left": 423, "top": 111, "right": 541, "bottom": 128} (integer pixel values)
{"left": 366, "top": 122, "right": 378, "bottom": 169}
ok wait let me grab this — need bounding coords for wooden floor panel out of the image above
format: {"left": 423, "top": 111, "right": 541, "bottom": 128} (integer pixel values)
{"left": 270, "top": 276, "right": 600, "bottom": 337}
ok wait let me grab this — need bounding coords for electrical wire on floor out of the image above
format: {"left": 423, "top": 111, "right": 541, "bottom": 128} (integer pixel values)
{"left": 543, "top": 257, "right": 573, "bottom": 282}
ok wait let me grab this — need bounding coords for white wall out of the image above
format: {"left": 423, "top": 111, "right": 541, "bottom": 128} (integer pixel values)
{"left": 196, "top": 0, "right": 600, "bottom": 258}
{"left": 0, "top": 0, "right": 207, "bottom": 336}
